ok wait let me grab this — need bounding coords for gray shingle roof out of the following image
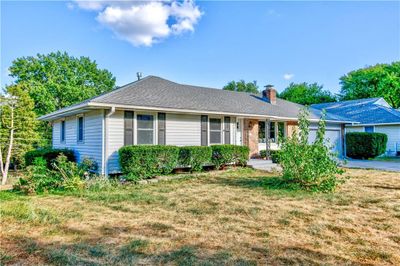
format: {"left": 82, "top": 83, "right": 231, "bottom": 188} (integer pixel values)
{"left": 312, "top": 98, "right": 400, "bottom": 125}
{"left": 39, "top": 76, "right": 352, "bottom": 122}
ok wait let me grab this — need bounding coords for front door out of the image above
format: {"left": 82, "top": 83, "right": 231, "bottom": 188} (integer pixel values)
{"left": 236, "top": 118, "right": 243, "bottom": 145}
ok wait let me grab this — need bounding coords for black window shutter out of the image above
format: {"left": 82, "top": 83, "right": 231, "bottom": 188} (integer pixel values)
{"left": 224, "top": 117, "right": 231, "bottom": 144}
{"left": 201, "top": 115, "right": 208, "bottom": 146}
{"left": 158, "top": 113, "right": 166, "bottom": 145}
{"left": 124, "top": 111, "right": 134, "bottom": 145}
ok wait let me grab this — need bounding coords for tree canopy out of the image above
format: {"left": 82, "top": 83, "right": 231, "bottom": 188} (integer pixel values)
{"left": 279, "top": 82, "right": 336, "bottom": 105}
{"left": 1, "top": 83, "right": 38, "bottom": 177}
{"left": 339, "top": 62, "right": 400, "bottom": 108}
{"left": 223, "top": 80, "right": 259, "bottom": 93}
{"left": 9, "top": 51, "right": 116, "bottom": 116}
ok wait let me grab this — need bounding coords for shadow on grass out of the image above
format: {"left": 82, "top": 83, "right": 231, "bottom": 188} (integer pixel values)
{"left": 5, "top": 236, "right": 257, "bottom": 266}
{"left": 274, "top": 246, "right": 367, "bottom": 265}
{"left": 210, "top": 175, "right": 311, "bottom": 197}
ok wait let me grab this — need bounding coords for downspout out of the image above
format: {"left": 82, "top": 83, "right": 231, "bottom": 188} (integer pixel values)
{"left": 103, "top": 106, "right": 116, "bottom": 176}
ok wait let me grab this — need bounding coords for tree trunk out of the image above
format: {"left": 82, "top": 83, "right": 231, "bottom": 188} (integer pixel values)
{"left": 1, "top": 106, "right": 14, "bottom": 186}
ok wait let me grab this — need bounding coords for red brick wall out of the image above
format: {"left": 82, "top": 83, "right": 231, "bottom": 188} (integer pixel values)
{"left": 243, "top": 119, "right": 259, "bottom": 158}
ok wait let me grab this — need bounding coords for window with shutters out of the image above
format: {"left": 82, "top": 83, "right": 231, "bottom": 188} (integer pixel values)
{"left": 269, "top": 121, "right": 276, "bottom": 143}
{"left": 137, "top": 114, "right": 154, "bottom": 144}
{"left": 77, "top": 116, "right": 84, "bottom": 143}
{"left": 209, "top": 118, "right": 222, "bottom": 144}
{"left": 60, "top": 120, "right": 66, "bottom": 143}
{"left": 258, "top": 121, "right": 266, "bottom": 143}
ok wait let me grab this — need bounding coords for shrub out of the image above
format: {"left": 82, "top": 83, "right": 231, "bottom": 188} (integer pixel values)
{"left": 259, "top": 150, "right": 282, "bottom": 163}
{"left": 346, "top": 132, "right": 387, "bottom": 159}
{"left": 278, "top": 109, "right": 345, "bottom": 192}
{"left": 211, "top": 145, "right": 249, "bottom": 169}
{"left": 119, "top": 145, "right": 180, "bottom": 180}
{"left": 178, "top": 146, "right": 212, "bottom": 171}
{"left": 14, "top": 155, "right": 96, "bottom": 194}
{"left": 233, "top": 145, "right": 250, "bottom": 166}
{"left": 14, "top": 157, "right": 61, "bottom": 194}
{"left": 270, "top": 150, "right": 282, "bottom": 163}
{"left": 25, "top": 148, "right": 76, "bottom": 168}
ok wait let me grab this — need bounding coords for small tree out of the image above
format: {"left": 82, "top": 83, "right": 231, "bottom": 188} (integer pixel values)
{"left": 278, "top": 108, "right": 345, "bottom": 192}
{"left": 1, "top": 84, "right": 38, "bottom": 185}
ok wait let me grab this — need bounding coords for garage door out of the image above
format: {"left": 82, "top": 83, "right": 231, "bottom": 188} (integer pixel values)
{"left": 308, "top": 129, "right": 342, "bottom": 157}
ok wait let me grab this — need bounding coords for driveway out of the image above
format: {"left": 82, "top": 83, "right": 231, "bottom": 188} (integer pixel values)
{"left": 342, "top": 159, "right": 400, "bottom": 172}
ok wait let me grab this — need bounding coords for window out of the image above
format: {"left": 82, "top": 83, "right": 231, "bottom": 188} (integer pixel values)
{"left": 364, "top": 126, "right": 374, "bottom": 133}
{"left": 77, "top": 116, "right": 84, "bottom": 142}
{"left": 278, "top": 122, "right": 285, "bottom": 139}
{"left": 60, "top": 120, "right": 65, "bottom": 143}
{"left": 269, "top": 122, "right": 276, "bottom": 143}
{"left": 209, "top": 118, "right": 222, "bottom": 144}
{"left": 258, "top": 121, "right": 266, "bottom": 143}
{"left": 137, "top": 114, "right": 154, "bottom": 144}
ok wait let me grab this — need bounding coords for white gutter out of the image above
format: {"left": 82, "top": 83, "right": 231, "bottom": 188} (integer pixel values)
{"left": 347, "top": 122, "right": 400, "bottom": 126}
{"left": 103, "top": 106, "right": 115, "bottom": 176}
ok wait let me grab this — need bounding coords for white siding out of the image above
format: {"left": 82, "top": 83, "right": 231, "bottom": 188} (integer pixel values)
{"left": 346, "top": 125, "right": 400, "bottom": 155}
{"left": 106, "top": 110, "right": 124, "bottom": 174}
{"left": 53, "top": 110, "right": 104, "bottom": 173}
{"left": 166, "top": 114, "right": 201, "bottom": 146}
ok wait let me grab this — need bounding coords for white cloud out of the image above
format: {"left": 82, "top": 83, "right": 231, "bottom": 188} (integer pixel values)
{"left": 72, "top": 0, "right": 203, "bottom": 46}
{"left": 283, "top": 73, "right": 294, "bottom": 80}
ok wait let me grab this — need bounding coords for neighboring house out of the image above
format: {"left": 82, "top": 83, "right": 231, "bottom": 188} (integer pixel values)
{"left": 312, "top": 98, "right": 400, "bottom": 156}
{"left": 39, "top": 76, "right": 352, "bottom": 174}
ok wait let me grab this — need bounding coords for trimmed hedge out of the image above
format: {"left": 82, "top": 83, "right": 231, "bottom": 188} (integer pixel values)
{"left": 179, "top": 146, "right": 212, "bottom": 172}
{"left": 119, "top": 145, "right": 180, "bottom": 180}
{"left": 211, "top": 145, "right": 249, "bottom": 169}
{"left": 25, "top": 148, "right": 76, "bottom": 168}
{"left": 346, "top": 132, "right": 387, "bottom": 159}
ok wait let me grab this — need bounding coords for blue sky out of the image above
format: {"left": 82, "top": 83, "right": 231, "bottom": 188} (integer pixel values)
{"left": 1, "top": 1, "right": 399, "bottom": 94}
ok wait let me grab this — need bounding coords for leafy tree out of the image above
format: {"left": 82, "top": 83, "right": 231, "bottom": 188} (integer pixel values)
{"left": 223, "top": 80, "right": 259, "bottom": 93}
{"left": 1, "top": 83, "right": 38, "bottom": 184}
{"left": 279, "top": 82, "right": 336, "bottom": 105}
{"left": 275, "top": 109, "right": 345, "bottom": 192}
{"left": 339, "top": 62, "right": 400, "bottom": 108}
{"left": 8, "top": 51, "right": 116, "bottom": 143}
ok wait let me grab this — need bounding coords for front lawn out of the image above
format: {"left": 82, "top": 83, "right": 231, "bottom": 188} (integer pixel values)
{"left": 1, "top": 168, "right": 399, "bottom": 265}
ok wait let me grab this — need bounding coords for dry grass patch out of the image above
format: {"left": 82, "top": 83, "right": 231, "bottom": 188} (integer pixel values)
{"left": 1, "top": 168, "right": 399, "bottom": 265}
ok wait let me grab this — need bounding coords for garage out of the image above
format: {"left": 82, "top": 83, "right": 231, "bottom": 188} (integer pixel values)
{"left": 308, "top": 127, "right": 343, "bottom": 157}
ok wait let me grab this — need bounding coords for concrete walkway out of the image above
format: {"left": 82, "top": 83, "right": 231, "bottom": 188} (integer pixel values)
{"left": 342, "top": 159, "right": 400, "bottom": 172}
{"left": 247, "top": 159, "right": 282, "bottom": 172}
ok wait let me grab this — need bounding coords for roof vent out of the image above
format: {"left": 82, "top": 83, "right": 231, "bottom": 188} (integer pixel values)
{"left": 136, "top": 72, "right": 142, "bottom": 80}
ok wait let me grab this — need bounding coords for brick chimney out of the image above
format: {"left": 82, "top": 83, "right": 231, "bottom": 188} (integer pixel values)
{"left": 263, "top": 85, "right": 277, "bottom": 105}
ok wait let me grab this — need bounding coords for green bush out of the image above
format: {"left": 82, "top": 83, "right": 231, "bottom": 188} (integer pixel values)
{"left": 271, "top": 150, "right": 282, "bottom": 163}
{"left": 119, "top": 145, "right": 180, "bottom": 180}
{"left": 211, "top": 145, "right": 249, "bottom": 169}
{"left": 178, "top": 146, "right": 212, "bottom": 172}
{"left": 278, "top": 109, "right": 345, "bottom": 192}
{"left": 233, "top": 145, "right": 250, "bottom": 166}
{"left": 259, "top": 150, "right": 282, "bottom": 163}
{"left": 25, "top": 148, "right": 76, "bottom": 168}
{"left": 346, "top": 132, "right": 387, "bottom": 159}
{"left": 14, "top": 155, "right": 96, "bottom": 194}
